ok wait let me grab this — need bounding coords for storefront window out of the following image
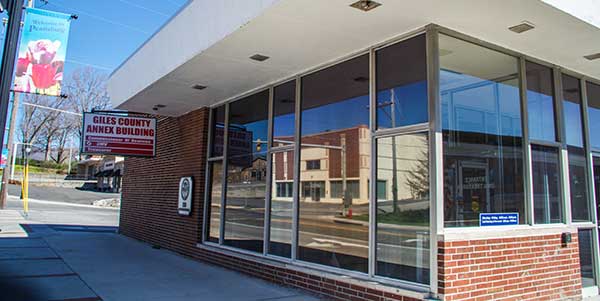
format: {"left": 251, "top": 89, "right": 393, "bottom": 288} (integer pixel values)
{"left": 563, "top": 74, "right": 591, "bottom": 222}
{"left": 298, "top": 54, "right": 370, "bottom": 272}
{"left": 206, "top": 161, "right": 223, "bottom": 243}
{"left": 223, "top": 91, "right": 269, "bottom": 252}
{"left": 587, "top": 82, "right": 600, "bottom": 150}
{"left": 211, "top": 106, "right": 226, "bottom": 157}
{"left": 376, "top": 34, "right": 428, "bottom": 129}
{"left": 440, "top": 35, "right": 524, "bottom": 227}
{"left": 526, "top": 62, "right": 557, "bottom": 142}
{"left": 269, "top": 81, "right": 297, "bottom": 258}
{"left": 376, "top": 133, "right": 430, "bottom": 284}
{"left": 531, "top": 145, "right": 562, "bottom": 223}
{"left": 578, "top": 229, "right": 597, "bottom": 287}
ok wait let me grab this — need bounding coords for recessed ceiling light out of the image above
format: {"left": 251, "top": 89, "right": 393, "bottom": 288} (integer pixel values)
{"left": 439, "top": 49, "right": 453, "bottom": 56}
{"left": 350, "top": 0, "right": 381, "bottom": 12}
{"left": 353, "top": 76, "right": 369, "bottom": 83}
{"left": 155, "top": 104, "right": 166, "bottom": 108}
{"left": 192, "top": 84, "right": 207, "bottom": 90}
{"left": 250, "top": 54, "right": 269, "bottom": 62}
{"left": 509, "top": 21, "right": 535, "bottom": 34}
{"left": 584, "top": 53, "right": 600, "bottom": 61}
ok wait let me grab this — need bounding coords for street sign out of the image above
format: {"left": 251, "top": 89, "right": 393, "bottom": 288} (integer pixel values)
{"left": 81, "top": 112, "right": 156, "bottom": 157}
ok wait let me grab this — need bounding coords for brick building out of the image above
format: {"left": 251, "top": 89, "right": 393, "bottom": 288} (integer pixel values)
{"left": 109, "top": 1, "right": 600, "bottom": 300}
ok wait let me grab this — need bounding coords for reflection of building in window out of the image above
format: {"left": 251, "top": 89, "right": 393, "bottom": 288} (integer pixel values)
{"left": 271, "top": 125, "right": 428, "bottom": 205}
{"left": 306, "top": 160, "right": 321, "bottom": 170}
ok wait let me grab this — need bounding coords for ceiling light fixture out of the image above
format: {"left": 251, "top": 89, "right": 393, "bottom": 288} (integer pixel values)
{"left": 584, "top": 53, "right": 600, "bottom": 61}
{"left": 192, "top": 84, "right": 207, "bottom": 90}
{"left": 350, "top": 0, "right": 381, "bottom": 12}
{"left": 353, "top": 76, "right": 369, "bottom": 83}
{"left": 250, "top": 54, "right": 270, "bottom": 62}
{"left": 508, "top": 21, "right": 535, "bottom": 34}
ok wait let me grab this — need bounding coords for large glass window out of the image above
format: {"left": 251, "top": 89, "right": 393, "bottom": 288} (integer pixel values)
{"left": 440, "top": 35, "right": 524, "bottom": 227}
{"left": 376, "top": 133, "right": 430, "bottom": 284}
{"left": 223, "top": 91, "right": 269, "bottom": 252}
{"left": 376, "top": 35, "right": 428, "bottom": 129}
{"left": 269, "top": 81, "right": 297, "bottom": 258}
{"left": 206, "top": 161, "right": 223, "bottom": 243}
{"left": 526, "top": 62, "right": 557, "bottom": 142}
{"left": 588, "top": 82, "right": 600, "bottom": 150}
{"left": 531, "top": 145, "right": 561, "bottom": 223}
{"left": 578, "top": 229, "right": 597, "bottom": 288}
{"left": 298, "top": 54, "right": 370, "bottom": 272}
{"left": 211, "top": 106, "right": 226, "bottom": 157}
{"left": 563, "top": 74, "right": 591, "bottom": 222}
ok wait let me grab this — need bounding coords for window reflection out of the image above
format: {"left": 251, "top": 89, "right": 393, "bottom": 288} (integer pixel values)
{"left": 376, "top": 35, "right": 428, "bottom": 129}
{"left": 526, "top": 62, "right": 557, "bottom": 142}
{"left": 211, "top": 105, "right": 226, "bottom": 157}
{"left": 578, "top": 229, "right": 596, "bottom": 288}
{"left": 531, "top": 145, "right": 561, "bottom": 223}
{"left": 207, "top": 161, "right": 222, "bottom": 243}
{"left": 562, "top": 74, "right": 591, "bottom": 222}
{"left": 587, "top": 82, "right": 600, "bottom": 150}
{"left": 224, "top": 91, "right": 269, "bottom": 253}
{"left": 298, "top": 54, "right": 370, "bottom": 272}
{"left": 269, "top": 81, "right": 297, "bottom": 258}
{"left": 376, "top": 133, "right": 430, "bottom": 284}
{"left": 440, "top": 35, "right": 524, "bottom": 227}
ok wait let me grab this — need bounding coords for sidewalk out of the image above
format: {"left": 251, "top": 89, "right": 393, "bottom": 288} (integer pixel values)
{"left": 0, "top": 210, "right": 320, "bottom": 301}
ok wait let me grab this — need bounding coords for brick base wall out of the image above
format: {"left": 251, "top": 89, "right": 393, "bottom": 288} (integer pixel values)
{"left": 438, "top": 233, "right": 583, "bottom": 301}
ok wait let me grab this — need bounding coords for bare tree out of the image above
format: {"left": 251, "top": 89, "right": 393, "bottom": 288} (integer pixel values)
{"left": 63, "top": 67, "right": 111, "bottom": 142}
{"left": 19, "top": 93, "right": 68, "bottom": 148}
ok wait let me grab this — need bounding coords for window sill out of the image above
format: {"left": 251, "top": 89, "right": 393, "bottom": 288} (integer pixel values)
{"left": 440, "top": 224, "right": 578, "bottom": 241}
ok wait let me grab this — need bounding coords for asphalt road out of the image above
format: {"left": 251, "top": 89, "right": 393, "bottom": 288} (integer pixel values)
{"left": 7, "top": 184, "right": 120, "bottom": 205}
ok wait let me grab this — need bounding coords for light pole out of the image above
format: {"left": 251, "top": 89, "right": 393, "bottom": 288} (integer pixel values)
{"left": 377, "top": 89, "right": 399, "bottom": 213}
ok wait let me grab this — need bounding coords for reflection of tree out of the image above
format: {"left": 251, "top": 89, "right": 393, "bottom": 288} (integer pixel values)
{"left": 406, "top": 150, "right": 429, "bottom": 200}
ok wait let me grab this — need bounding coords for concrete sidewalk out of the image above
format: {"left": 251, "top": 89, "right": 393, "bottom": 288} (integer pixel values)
{"left": 0, "top": 210, "right": 320, "bottom": 301}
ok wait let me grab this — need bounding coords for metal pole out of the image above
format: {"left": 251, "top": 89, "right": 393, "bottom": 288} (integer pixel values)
{"left": 0, "top": 0, "right": 25, "bottom": 208}
{"left": 390, "top": 89, "right": 398, "bottom": 213}
{"left": 0, "top": 92, "right": 20, "bottom": 208}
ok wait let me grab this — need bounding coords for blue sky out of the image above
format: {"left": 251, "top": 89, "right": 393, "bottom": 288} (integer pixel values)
{"left": 29, "top": 0, "right": 189, "bottom": 76}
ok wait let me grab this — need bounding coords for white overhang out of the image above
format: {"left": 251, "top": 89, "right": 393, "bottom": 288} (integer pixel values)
{"left": 108, "top": 0, "right": 600, "bottom": 116}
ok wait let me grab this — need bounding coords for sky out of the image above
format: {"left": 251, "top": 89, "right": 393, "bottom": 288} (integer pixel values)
{"left": 19, "top": 0, "right": 189, "bottom": 77}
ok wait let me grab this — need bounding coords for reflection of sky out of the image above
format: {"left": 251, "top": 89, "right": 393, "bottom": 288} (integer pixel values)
{"left": 528, "top": 91, "right": 556, "bottom": 142}
{"left": 589, "top": 107, "right": 600, "bottom": 149}
{"left": 377, "top": 81, "right": 428, "bottom": 128}
{"left": 564, "top": 101, "right": 584, "bottom": 147}
{"left": 441, "top": 70, "right": 522, "bottom": 137}
{"left": 301, "top": 95, "right": 369, "bottom": 136}
{"left": 230, "top": 120, "right": 268, "bottom": 160}
{"left": 273, "top": 113, "right": 294, "bottom": 138}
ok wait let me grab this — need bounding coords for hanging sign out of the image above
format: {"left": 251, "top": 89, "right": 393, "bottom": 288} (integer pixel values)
{"left": 81, "top": 112, "right": 156, "bottom": 157}
{"left": 13, "top": 8, "right": 73, "bottom": 96}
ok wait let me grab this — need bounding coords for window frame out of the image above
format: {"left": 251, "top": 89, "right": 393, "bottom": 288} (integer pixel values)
{"left": 201, "top": 24, "right": 600, "bottom": 295}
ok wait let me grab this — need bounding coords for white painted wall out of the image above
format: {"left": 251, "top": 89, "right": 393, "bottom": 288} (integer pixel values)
{"left": 108, "top": 0, "right": 280, "bottom": 108}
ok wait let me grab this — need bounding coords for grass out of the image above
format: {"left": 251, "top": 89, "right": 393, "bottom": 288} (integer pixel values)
{"left": 352, "top": 209, "right": 429, "bottom": 227}
{"left": 13, "top": 164, "right": 66, "bottom": 174}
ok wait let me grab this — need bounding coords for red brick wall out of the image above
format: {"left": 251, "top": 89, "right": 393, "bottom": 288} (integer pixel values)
{"left": 438, "top": 233, "right": 582, "bottom": 301}
{"left": 119, "top": 107, "right": 424, "bottom": 301}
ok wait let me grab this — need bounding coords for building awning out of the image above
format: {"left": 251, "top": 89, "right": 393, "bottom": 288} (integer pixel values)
{"left": 109, "top": 0, "right": 600, "bottom": 117}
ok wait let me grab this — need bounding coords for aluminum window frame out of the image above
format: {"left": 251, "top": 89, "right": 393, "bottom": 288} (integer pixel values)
{"left": 200, "top": 23, "right": 600, "bottom": 297}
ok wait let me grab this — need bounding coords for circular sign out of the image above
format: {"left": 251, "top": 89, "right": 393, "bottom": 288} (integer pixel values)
{"left": 181, "top": 178, "right": 191, "bottom": 200}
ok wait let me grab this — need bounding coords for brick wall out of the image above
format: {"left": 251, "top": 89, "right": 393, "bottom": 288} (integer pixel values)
{"left": 438, "top": 233, "right": 582, "bottom": 301}
{"left": 119, "top": 107, "right": 424, "bottom": 301}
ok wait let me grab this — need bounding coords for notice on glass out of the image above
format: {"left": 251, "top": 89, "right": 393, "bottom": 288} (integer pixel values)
{"left": 81, "top": 112, "right": 156, "bottom": 157}
{"left": 479, "top": 213, "right": 519, "bottom": 226}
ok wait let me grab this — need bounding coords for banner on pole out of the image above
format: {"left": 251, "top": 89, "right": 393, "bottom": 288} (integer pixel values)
{"left": 13, "top": 8, "right": 72, "bottom": 96}
{"left": 81, "top": 112, "right": 156, "bottom": 157}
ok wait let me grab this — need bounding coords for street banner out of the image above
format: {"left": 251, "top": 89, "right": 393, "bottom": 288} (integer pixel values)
{"left": 0, "top": 148, "right": 7, "bottom": 169}
{"left": 81, "top": 112, "right": 156, "bottom": 157}
{"left": 13, "top": 8, "right": 73, "bottom": 96}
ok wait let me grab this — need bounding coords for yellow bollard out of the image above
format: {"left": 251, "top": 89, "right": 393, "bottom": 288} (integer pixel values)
{"left": 23, "top": 163, "right": 28, "bottom": 214}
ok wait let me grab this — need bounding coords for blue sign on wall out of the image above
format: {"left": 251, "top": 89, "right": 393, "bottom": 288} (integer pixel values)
{"left": 479, "top": 213, "right": 519, "bottom": 226}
